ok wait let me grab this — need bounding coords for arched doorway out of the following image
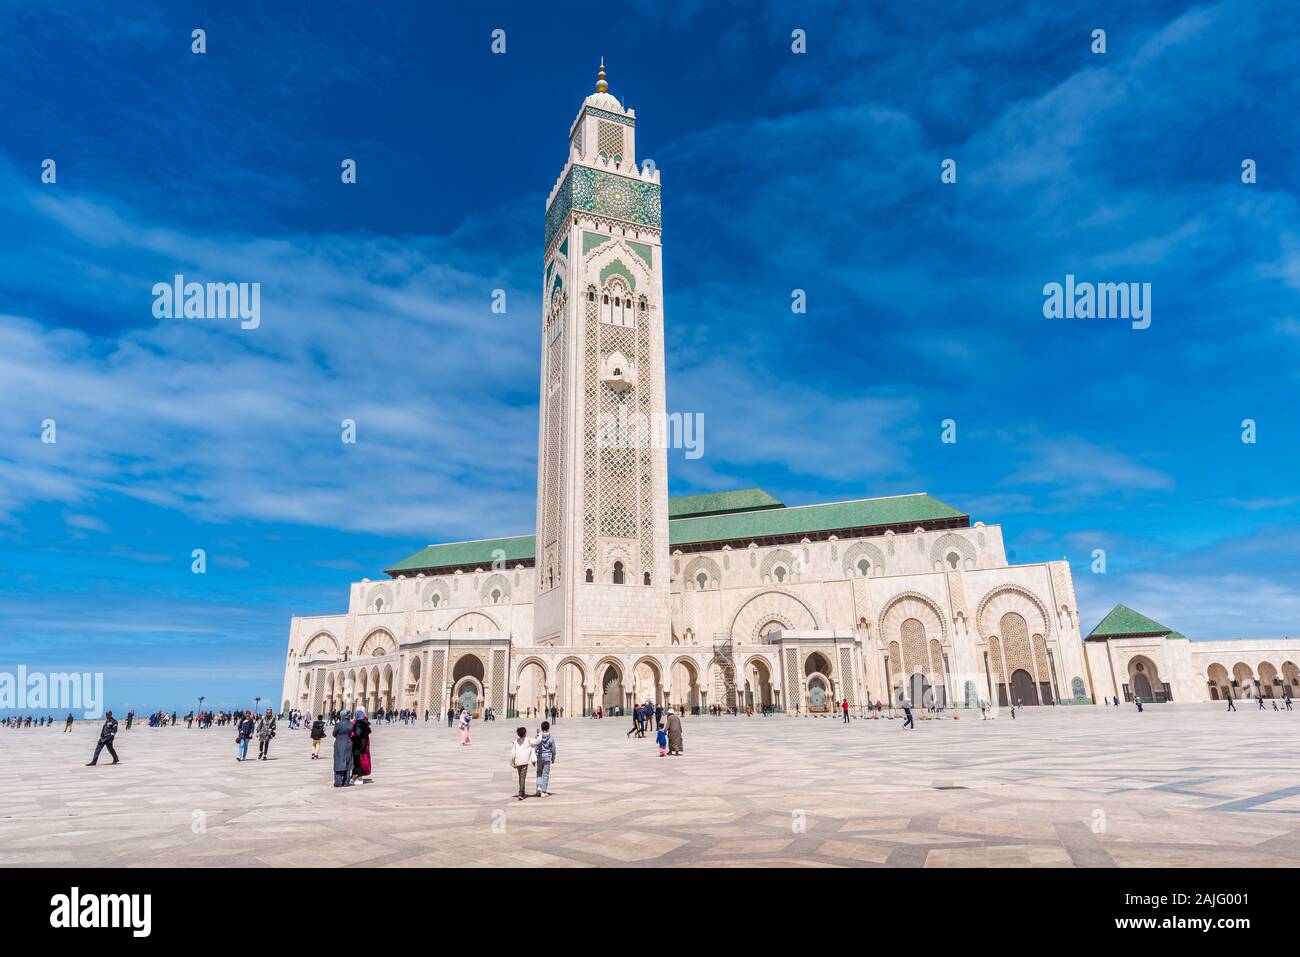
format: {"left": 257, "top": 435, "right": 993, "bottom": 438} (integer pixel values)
{"left": 452, "top": 654, "right": 486, "bottom": 717}
{"left": 632, "top": 658, "right": 661, "bottom": 707}
{"left": 807, "top": 675, "right": 829, "bottom": 711}
{"left": 1128, "top": 656, "right": 1164, "bottom": 702}
{"left": 599, "top": 664, "right": 623, "bottom": 713}
{"left": 671, "top": 658, "right": 700, "bottom": 713}
{"left": 516, "top": 660, "right": 547, "bottom": 717}
{"left": 1010, "top": 669, "right": 1038, "bottom": 706}
{"left": 555, "top": 658, "right": 586, "bottom": 716}
{"left": 1233, "top": 662, "right": 1257, "bottom": 699}
{"left": 1258, "top": 662, "right": 1280, "bottom": 699}
{"left": 743, "top": 658, "right": 773, "bottom": 711}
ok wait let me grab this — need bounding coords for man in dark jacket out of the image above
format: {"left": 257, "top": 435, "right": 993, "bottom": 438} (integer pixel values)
{"left": 86, "top": 711, "right": 120, "bottom": 765}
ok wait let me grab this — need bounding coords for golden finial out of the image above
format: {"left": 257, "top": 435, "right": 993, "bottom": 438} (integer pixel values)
{"left": 596, "top": 56, "right": 608, "bottom": 94}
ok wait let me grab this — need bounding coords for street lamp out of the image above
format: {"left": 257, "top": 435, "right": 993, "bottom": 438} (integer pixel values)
{"left": 254, "top": 696, "right": 261, "bottom": 715}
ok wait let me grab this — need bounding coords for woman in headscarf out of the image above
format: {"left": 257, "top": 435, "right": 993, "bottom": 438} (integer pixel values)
{"left": 332, "top": 712, "right": 354, "bottom": 786}
{"left": 665, "top": 708, "right": 684, "bottom": 756}
{"left": 351, "top": 706, "right": 373, "bottom": 782}
{"left": 458, "top": 708, "right": 471, "bottom": 746}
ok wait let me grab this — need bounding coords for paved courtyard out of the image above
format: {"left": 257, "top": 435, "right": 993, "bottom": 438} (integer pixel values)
{"left": 4, "top": 704, "right": 1300, "bottom": 867}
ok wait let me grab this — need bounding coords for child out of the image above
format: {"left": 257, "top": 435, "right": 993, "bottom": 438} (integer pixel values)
{"left": 656, "top": 723, "right": 668, "bottom": 757}
{"left": 510, "top": 726, "right": 534, "bottom": 800}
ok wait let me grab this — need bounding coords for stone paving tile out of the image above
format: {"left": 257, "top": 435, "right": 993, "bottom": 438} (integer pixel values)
{"left": 3, "top": 704, "right": 1300, "bottom": 867}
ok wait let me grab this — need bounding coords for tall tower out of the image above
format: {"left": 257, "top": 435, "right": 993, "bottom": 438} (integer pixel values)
{"left": 534, "top": 61, "right": 671, "bottom": 650}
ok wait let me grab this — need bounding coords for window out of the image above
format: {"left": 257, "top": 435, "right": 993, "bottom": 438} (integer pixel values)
{"left": 491, "top": 589, "right": 501, "bottom": 604}
{"left": 587, "top": 289, "right": 595, "bottom": 302}
{"left": 696, "top": 571, "right": 708, "bottom": 590}
{"left": 643, "top": 571, "right": 651, "bottom": 586}
{"left": 946, "top": 552, "right": 960, "bottom": 569}
{"left": 374, "top": 598, "right": 384, "bottom": 611}
{"left": 773, "top": 566, "right": 786, "bottom": 582}
{"left": 856, "top": 559, "right": 870, "bottom": 577}
{"left": 612, "top": 561, "right": 624, "bottom": 584}
{"left": 585, "top": 568, "right": 593, "bottom": 583}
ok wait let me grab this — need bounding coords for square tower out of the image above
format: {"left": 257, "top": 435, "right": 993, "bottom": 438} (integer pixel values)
{"left": 534, "top": 62, "right": 671, "bottom": 647}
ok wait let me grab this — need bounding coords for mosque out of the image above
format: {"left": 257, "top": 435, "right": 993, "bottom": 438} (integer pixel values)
{"left": 279, "top": 65, "right": 1298, "bottom": 718}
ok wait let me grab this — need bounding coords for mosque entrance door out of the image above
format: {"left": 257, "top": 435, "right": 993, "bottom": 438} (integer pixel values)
{"left": 1010, "top": 669, "right": 1039, "bottom": 706}
{"left": 1133, "top": 673, "right": 1153, "bottom": 701}
{"left": 456, "top": 680, "right": 479, "bottom": 716}
{"left": 807, "top": 677, "right": 828, "bottom": 711}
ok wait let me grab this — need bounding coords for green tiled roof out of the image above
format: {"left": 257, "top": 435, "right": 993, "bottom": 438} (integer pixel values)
{"left": 385, "top": 492, "right": 968, "bottom": 575}
{"left": 1086, "top": 604, "right": 1173, "bottom": 641}
{"left": 385, "top": 534, "right": 535, "bottom": 575}
{"left": 667, "top": 488, "right": 783, "bottom": 520}
{"left": 668, "top": 493, "right": 965, "bottom": 548}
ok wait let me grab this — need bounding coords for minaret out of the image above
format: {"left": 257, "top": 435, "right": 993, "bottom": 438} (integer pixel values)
{"left": 534, "top": 62, "right": 670, "bottom": 658}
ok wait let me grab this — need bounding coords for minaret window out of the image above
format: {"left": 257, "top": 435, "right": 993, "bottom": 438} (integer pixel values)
{"left": 643, "top": 572, "right": 651, "bottom": 586}
{"left": 585, "top": 568, "right": 593, "bottom": 583}
{"left": 612, "top": 561, "right": 624, "bottom": 584}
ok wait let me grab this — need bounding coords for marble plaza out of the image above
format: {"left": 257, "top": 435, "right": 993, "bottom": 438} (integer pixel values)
{"left": 5, "top": 704, "right": 1300, "bottom": 868}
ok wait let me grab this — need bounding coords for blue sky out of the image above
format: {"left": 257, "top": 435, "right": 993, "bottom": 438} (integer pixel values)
{"left": 2, "top": 0, "right": 1298, "bottom": 712}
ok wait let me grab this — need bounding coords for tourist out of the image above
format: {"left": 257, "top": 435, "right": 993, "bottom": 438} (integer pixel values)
{"left": 1258, "top": 695, "right": 1266, "bottom": 711}
{"left": 352, "top": 707, "right": 373, "bottom": 782}
{"left": 841, "top": 698, "right": 850, "bottom": 724}
{"left": 1135, "top": 697, "right": 1144, "bottom": 713}
{"left": 1112, "top": 695, "right": 1118, "bottom": 707}
{"left": 64, "top": 713, "right": 74, "bottom": 733}
{"left": 627, "top": 707, "right": 639, "bottom": 739}
{"left": 236, "top": 710, "right": 255, "bottom": 761}
{"left": 332, "top": 712, "right": 354, "bottom": 786}
{"left": 665, "top": 708, "right": 683, "bottom": 755}
{"left": 459, "top": 708, "right": 472, "bottom": 746}
{"left": 256, "top": 707, "right": 276, "bottom": 760}
{"left": 447, "top": 707, "right": 455, "bottom": 728}
{"left": 510, "top": 726, "right": 534, "bottom": 801}
{"left": 656, "top": 722, "right": 668, "bottom": 757}
{"left": 901, "top": 700, "right": 914, "bottom": 729}
{"left": 310, "top": 714, "right": 326, "bottom": 758}
{"left": 530, "top": 720, "right": 556, "bottom": 796}
{"left": 1285, "top": 695, "right": 1293, "bottom": 711}
{"left": 86, "top": 710, "right": 120, "bottom": 766}
{"left": 1226, "top": 695, "right": 1236, "bottom": 711}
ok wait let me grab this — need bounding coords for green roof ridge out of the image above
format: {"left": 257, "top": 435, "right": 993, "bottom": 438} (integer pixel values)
{"left": 385, "top": 491, "right": 968, "bottom": 575}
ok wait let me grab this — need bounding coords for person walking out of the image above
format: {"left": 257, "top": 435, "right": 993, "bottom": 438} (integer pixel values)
{"left": 256, "top": 708, "right": 276, "bottom": 760}
{"left": 86, "top": 711, "right": 120, "bottom": 766}
{"left": 656, "top": 723, "right": 668, "bottom": 757}
{"left": 530, "top": 720, "right": 556, "bottom": 796}
{"left": 236, "top": 710, "right": 255, "bottom": 761}
{"left": 332, "top": 712, "right": 355, "bottom": 786}
{"left": 64, "top": 713, "right": 74, "bottom": 733}
{"left": 1258, "top": 695, "right": 1266, "bottom": 711}
{"left": 447, "top": 707, "right": 455, "bottom": 728}
{"left": 459, "top": 708, "right": 471, "bottom": 746}
{"left": 901, "top": 701, "right": 914, "bottom": 729}
{"left": 665, "top": 708, "right": 684, "bottom": 755}
{"left": 1285, "top": 695, "right": 1293, "bottom": 712}
{"left": 352, "top": 707, "right": 373, "bottom": 782}
{"left": 841, "top": 698, "right": 850, "bottom": 724}
{"left": 510, "top": 727, "right": 535, "bottom": 801}
{"left": 1226, "top": 695, "right": 1237, "bottom": 712}
{"left": 310, "top": 714, "right": 326, "bottom": 758}
{"left": 1135, "top": 696, "right": 1144, "bottom": 713}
